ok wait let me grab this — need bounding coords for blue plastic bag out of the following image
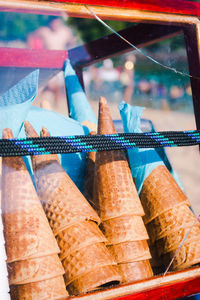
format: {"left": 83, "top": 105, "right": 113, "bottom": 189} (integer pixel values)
{"left": 119, "top": 101, "right": 165, "bottom": 194}
{"left": 119, "top": 101, "right": 184, "bottom": 193}
{"left": 64, "top": 59, "right": 97, "bottom": 131}
{"left": 0, "top": 70, "right": 39, "bottom": 138}
{"left": 0, "top": 69, "right": 89, "bottom": 192}
{"left": 19, "top": 106, "right": 89, "bottom": 191}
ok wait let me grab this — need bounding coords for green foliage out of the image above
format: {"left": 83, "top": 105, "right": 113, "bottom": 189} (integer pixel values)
{"left": 67, "top": 17, "right": 132, "bottom": 42}
{"left": 0, "top": 12, "right": 54, "bottom": 41}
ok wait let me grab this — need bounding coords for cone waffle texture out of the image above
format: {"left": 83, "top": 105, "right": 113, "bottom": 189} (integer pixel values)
{"left": 163, "top": 239, "right": 200, "bottom": 270}
{"left": 24, "top": 122, "right": 100, "bottom": 235}
{"left": 67, "top": 265, "right": 121, "bottom": 295}
{"left": 57, "top": 221, "right": 107, "bottom": 261}
{"left": 156, "top": 223, "right": 200, "bottom": 256}
{"left": 101, "top": 215, "right": 149, "bottom": 245}
{"left": 10, "top": 276, "right": 68, "bottom": 300}
{"left": 62, "top": 242, "right": 117, "bottom": 285}
{"left": 33, "top": 160, "right": 100, "bottom": 234}
{"left": 116, "top": 260, "right": 153, "bottom": 284}
{"left": 140, "top": 165, "right": 190, "bottom": 224}
{"left": 93, "top": 97, "right": 144, "bottom": 220}
{"left": 94, "top": 151, "right": 144, "bottom": 220}
{"left": 108, "top": 240, "right": 151, "bottom": 263}
{"left": 8, "top": 254, "right": 64, "bottom": 285}
{"left": 4, "top": 212, "right": 60, "bottom": 263}
{"left": 146, "top": 204, "right": 196, "bottom": 243}
{"left": 2, "top": 129, "right": 59, "bottom": 263}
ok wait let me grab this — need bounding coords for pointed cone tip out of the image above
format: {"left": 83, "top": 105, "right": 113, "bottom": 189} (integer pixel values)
{"left": 99, "top": 97, "right": 107, "bottom": 105}
{"left": 2, "top": 128, "right": 13, "bottom": 139}
{"left": 24, "top": 121, "right": 39, "bottom": 138}
{"left": 89, "top": 131, "right": 97, "bottom": 135}
{"left": 41, "top": 127, "right": 50, "bottom": 137}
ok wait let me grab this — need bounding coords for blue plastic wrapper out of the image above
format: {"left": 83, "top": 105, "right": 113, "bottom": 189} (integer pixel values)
{"left": 19, "top": 107, "right": 89, "bottom": 192}
{"left": 119, "top": 101, "right": 165, "bottom": 194}
{"left": 119, "top": 101, "right": 185, "bottom": 193}
{"left": 0, "top": 70, "right": 39, "bottom": 138}
{"left": 0, "top": 69, "right": 90, "bottom": 192}
{"left": 64, "top": 59, "right": 97, "bottom": 131}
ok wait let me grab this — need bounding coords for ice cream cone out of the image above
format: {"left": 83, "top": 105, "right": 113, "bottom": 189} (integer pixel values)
{"left": 156, "top": 223, "right": 200, "bottom": 256}
{"left": 116, "top": 260, "right": 153, "bottom": 284}
{"left": 8, "top": 254, "right": 64, "bottom": 285}
{"left": 10, "top": 275, "right": 68, "bottom": 299}
{"left": 57, "top": 221, "right": 107, "bottom": 261}
{"left": 2, "top": 128, "right": 60, "bottom": 262}
{"left": 93, "top": 97, "right": 144, "bottom": 221}
{"left": 24, "top": 122, "right": 100, "bottom": 235}
{"left": 107, "top": 240, "right": 151, "bottom": 264}
{"left": 146, "top": 204, "right": 196, "bottom": 243}
{"left": 163, "top": 239, "right": 200, "bottom": 270}
{"left": 84, "top": 131, "right": 96, "bottom": 208}
{"left": 66, "top": 265, "right": 121, "bottom": 295}
{"left": 5, "top": 221, "right": 60, "bottom": 263}
{"left": 62, "top": 242, "right": 117, "bottom": 286}
{"left": 140, "top": 165, "right": 190, "bottom": 224}
{"left": 101, "top": 215, "right": 149, "bottom": 245}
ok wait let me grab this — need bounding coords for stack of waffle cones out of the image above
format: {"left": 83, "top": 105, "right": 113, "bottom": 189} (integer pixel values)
{"left": 93, "top": 97, "right": 153, "bottom": 284}
{"left": 24, "top": 122, "right": 121, "bottom": 296}
{"left": 2, "top": 129, "right": 68, "bottom": 300}
{"left": 140, "top": 165, "right": 200, "bottom": 271}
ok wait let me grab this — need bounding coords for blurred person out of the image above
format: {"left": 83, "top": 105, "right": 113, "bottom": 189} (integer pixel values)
{"left": 83, "top": 65, "right": 102, "bottom": 97}
{"left": 99, "top": 59, "right": 120, "bottom": 82}
{"left": 27, "top": 18, "right": 76, "bottom": 110}
{"left": 98, "top": 59, "right": 120, "bottom": 101}
{"left": 37, "top": 18, "right": 76, "bottom": 50}
{"left": 120, "top": 54, "right": 136, "bottom": 104}
{"left": 169, "top": 85, "right": 184, "bottom": 109}
{"left": 138, "top": 78, "right": 151, "bottom": 95}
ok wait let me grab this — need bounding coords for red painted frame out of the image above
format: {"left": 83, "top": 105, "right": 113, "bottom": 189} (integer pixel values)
{"left": 112, "top": 277, "right": 200, "bottom": 300}
{"left": 0, "top": 3, "right": 200, "bottom": 298}
{"left": 0, "top": 48, "right": 68, "bottom": 69}
{"left": 51, "top": 0, "right": 200, "bottom": 17}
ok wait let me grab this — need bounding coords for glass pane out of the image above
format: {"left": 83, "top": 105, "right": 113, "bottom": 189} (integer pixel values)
{"left": 0, "top": 10, "right": 200, "bottom": 299}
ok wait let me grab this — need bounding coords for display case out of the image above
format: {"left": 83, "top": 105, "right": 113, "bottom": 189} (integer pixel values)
{"left": 1, "top": 1, "right": 200, "bottom": 299}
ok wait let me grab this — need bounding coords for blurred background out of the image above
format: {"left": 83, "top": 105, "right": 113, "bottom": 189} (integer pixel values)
{"left": 0, "top": 12, "right": 199, "bottom": 215}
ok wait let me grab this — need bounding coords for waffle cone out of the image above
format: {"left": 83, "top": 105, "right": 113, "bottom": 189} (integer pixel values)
{"left": 2, "top": 129, "right": 60, "bottom": 263}
{"left": 156, "top": 223, "right": 200, "bottom": 256}
{"left": 62, "top": 242, "right": 116, "bottom": 285}
{"left": 146, "top": 204, "right": 196, "bottom": 243}
{"left": 5, "top": 224, "right": 59, "bottom": 263}
{"left": 101, "top": 215, "right": 149, "bottom": 245}
{"left": 140, "top": 165, "right": 190, "bottom": 224}
{"left": 3, "top": 209, "right": 41, "bottom": 233}
{"left": 8, "top": 254, "right": 64, "bottom": 285}
{"left": 24, "top": 122, "right": 100, "bottom": 235}
{"left": 116, "top": 260, "right": 153, "bottom": 284}
{"left": 93, "top": 97, "right": 144, "bottom": 221}
{"left": 84, "top": 131, "right": 96, "bottom": 208}
{"left": 108, "top": 240, "right": 151, "bottom": 264}
{"left": 10, "top": 276, "right": 68, "bottom": 300}
{"left": 57, "top": 221, "right": 107, "bottom": 261}
{"left": 163, "top": 239, "right": 200, "bottom": 270}
{"left": 66, "top": 265, "right": 121, "bottom": 295}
